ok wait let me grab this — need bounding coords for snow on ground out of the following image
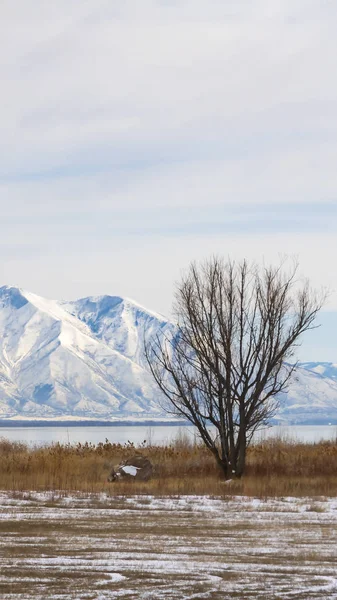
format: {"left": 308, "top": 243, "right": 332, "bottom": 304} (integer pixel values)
{"left": 0, "top": 492, "right": 337, "bottom": 599}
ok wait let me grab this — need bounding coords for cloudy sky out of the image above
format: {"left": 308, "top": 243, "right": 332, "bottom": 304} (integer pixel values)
{"left": 1, "top": 1, "right": 337, "bottom": 359}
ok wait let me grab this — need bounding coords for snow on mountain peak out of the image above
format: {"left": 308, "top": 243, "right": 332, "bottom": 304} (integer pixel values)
{"left": 0, "top": 285, "right": 29, "bottom": 310}
{"left": 299, "top": 362, "right": 337, "bottom": 380}
{"left": 62, "top": 294, "right": 170, "bottom": 366}
{"left": 63, "top": 294, "right": 167, "bottom": 325}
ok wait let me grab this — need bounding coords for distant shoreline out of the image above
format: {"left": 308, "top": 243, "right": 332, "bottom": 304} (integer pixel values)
{"left": 0, "top": 419, "right": 336, "bottom": 427}
{"left": 0, "top": 420, "right": 188, "bottom": 428}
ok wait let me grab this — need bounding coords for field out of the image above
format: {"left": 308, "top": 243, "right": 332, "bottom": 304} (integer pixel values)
{"left": 1, "top": 437, "right": 337, "bottom": 599}
{"left": 1, "top": 492, "right": 337, "bottom": 599}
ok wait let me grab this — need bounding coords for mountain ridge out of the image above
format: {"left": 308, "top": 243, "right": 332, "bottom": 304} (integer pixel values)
{"left": 0, "top": 285, "right": 336, "bottom": 424}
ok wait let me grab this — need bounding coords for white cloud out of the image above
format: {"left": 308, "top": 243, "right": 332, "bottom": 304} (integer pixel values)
{"left": 1, "top": 0, "right": 336, "bottom": 175}
{"left": 0, "top": 0, "right": 336, "bottom": 326}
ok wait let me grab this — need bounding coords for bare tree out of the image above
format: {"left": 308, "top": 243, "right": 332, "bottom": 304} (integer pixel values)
{"left": 145, "top": 258, "right": 323, "bottom": 479}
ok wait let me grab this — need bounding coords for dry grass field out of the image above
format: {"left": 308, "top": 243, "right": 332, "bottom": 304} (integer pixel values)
{"left": 1, "top": 435, "right": 337, "bottom": 497}
{"left": 1, "top": 436, "right": 337, "bottom": 599}
{"left": 1, "top": 492, "right": 337, "bottom": 599}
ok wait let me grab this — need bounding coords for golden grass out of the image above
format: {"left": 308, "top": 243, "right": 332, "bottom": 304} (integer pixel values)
{"left": 1, "top": 434, "right": 337, "bottom": 497}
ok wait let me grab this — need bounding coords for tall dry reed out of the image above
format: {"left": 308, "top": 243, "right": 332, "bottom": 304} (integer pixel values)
{"left": 1, "top": 434, "right": 337, "bottom": 497}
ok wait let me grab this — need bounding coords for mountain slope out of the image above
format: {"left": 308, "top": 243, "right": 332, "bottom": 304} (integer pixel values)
{"left": 61, "top": 295, "right": 170, "bottom": 368}
{"left": 0, "top": 286, "right": 165, "bottom": 420}
{"left": 276, "top": 364, "right": 337, "bottom": 424}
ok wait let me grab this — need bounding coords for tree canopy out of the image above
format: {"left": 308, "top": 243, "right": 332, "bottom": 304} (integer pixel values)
{"left": 146, "top": 258, "right": 323, "bottom": 478}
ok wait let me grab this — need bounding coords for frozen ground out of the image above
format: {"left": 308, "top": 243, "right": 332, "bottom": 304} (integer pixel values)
{"left": 1, "top": 492, "right": 337, "bottom": 599}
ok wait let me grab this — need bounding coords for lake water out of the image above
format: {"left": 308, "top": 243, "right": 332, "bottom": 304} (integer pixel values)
{"left": 0, "top": 424, "right": 336, "bottom": 447}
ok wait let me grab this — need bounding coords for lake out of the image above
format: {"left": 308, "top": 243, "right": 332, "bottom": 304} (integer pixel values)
{"left": 0, "top": 424, "right": 336, "bottom": 446}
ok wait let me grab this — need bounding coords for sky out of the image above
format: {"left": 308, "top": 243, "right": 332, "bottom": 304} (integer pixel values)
{"left": 1, "top": 0, "right": 337, "bottom": 361}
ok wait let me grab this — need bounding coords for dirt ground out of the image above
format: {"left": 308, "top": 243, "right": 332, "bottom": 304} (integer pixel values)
{"left": 1, "top": 492, "right": 337, "bottom": 599}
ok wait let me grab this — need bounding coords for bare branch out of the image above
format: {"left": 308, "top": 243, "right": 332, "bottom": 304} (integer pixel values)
{"left": 145, "top": 257, "right": 324, "bottom": 478}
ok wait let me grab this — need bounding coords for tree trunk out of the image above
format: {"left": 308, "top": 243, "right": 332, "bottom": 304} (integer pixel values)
{"left": 235, "top": 427, "right": 247, "bottom": 478}
{"left": 212, "top": 447, "right": 230, "bottom": 479}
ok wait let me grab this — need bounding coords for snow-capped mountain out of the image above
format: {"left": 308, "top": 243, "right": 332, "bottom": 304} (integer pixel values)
{"left": 0, "top": 286, "right": 170, "bottom": 421}
{"left": 275, "top": 365, "right": 337, "bottom": 424}
{"left": 0, "top": 285, "right": 336, "bottom": 424}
